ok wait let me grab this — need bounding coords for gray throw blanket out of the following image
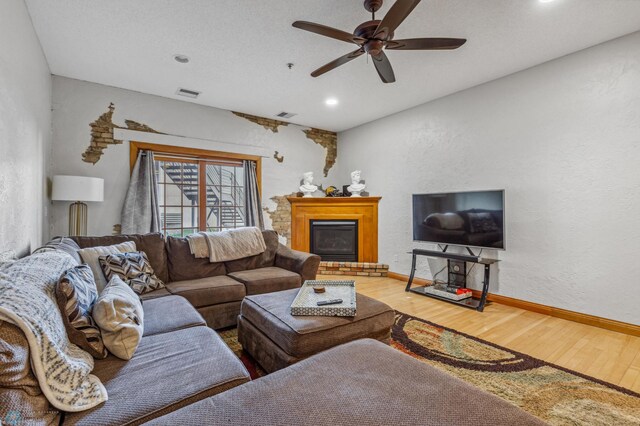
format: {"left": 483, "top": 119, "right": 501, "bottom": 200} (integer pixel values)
{"left": 186, "top": 227, "right": 266, "bottom": 262}
{"left": 0, "top": 250, "right": 108, "bottom": 412}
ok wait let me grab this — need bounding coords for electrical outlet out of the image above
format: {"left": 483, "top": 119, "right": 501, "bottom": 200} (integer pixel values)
{"left": 393, "top": 255, "right": 398, "bottom": 263}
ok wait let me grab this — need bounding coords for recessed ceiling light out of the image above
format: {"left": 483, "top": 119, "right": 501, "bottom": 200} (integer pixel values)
{"left": 325, "top": 98, "right": 339, "bottom": 106}
{"left": 174, "top": 54, "right": 190, "bottom": 64}
{"left": 538, "top": 0, "right": 556, "bottom": 3}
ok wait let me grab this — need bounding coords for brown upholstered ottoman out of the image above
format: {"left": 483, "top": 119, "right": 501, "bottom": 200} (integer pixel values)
{"left": 237, "top": 287, "right": 395, "bottom": 372}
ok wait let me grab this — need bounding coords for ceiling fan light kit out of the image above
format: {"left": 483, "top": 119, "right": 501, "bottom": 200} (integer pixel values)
{"left": 292, "top": 0, "right": 466, "bottom": 83}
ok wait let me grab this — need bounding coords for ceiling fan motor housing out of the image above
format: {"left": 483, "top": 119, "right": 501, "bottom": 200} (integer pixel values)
{"left": 363, "top": 0, "right": 384, "bottom": 13}
{"left": 355, "top": 20, "right": 391, "bottom": 56}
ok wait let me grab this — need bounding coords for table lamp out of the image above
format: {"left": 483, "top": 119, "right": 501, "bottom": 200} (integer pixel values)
{"left": 52, "top": 175, "right": 104, "bottom": 236}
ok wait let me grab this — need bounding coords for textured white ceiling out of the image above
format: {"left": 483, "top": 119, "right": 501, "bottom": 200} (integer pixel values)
{"left": 25, "top": 0, "right": 640, "bottom": 131}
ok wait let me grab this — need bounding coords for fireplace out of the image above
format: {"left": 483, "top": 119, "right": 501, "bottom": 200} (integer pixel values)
{"left": 309, "top": 220, "right": 358, "bottom": 262}
{"left": 288, "top": 196, "right": 380, "bottom": 263}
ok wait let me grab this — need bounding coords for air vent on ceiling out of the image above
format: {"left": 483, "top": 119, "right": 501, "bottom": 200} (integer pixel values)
{"left": 176, "top": 88, "right": 201, "bottom": 99}
{"left": 276, "top": 111, "right": 297, "bottom": 119}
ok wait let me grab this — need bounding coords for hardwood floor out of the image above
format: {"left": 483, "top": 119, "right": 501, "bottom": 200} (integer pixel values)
{"left": 318, "top": 274, "right": 640, "bottom": 394}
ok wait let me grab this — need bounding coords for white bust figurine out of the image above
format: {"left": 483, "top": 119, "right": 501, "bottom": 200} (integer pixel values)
{"left": 299, "top": 171, "right": 318, "bottom": 198}
{"left": 347, "top": 170, "right": 366, "bottom": 197}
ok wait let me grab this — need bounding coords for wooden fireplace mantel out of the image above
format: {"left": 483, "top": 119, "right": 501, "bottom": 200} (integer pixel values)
{"left": 288, "top": 196, "right": 381, "bottom": 263}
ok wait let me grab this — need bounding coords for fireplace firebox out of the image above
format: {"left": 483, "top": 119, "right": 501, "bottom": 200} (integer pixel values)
{"left": 309, "top": 220, "right": 358, "bottom": 262}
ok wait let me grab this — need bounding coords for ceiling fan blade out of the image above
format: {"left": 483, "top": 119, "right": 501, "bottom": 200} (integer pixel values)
{"left": 386, "top": 38, "right": 467, "bottom": 50}
{"left": 374, "top": 0, "right": 421, "bottom": 40}
{"left": 372, "top": 51, "right": 396, "bottom": 83}
{"left": 311, "top": 49, "right": 365, "bottom": 77}
{"left": 293, "top": 21, "right": 365, "bottom": 45}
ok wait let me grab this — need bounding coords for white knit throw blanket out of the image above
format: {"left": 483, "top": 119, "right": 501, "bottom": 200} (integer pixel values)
{"left": 0, "top": 250, "right": 108, "bottom": 412}
{"left": 187, "top": 227, "right": 266, "bottom": 262}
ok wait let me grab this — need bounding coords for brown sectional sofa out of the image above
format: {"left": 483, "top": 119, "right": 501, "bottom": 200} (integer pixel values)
{"left": 71, "top": 230, "right": 321, "bottom": 329}
{"left": 1, "top": 229, "right": 320, "bottom": 425}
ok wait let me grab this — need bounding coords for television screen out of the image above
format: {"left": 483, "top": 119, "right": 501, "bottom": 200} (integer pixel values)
{"left": 412, "top": 190, "right": 505, "bottom": 250}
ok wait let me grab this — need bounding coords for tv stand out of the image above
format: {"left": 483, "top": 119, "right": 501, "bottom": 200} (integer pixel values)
{"left": 404, "top": 248, "right": 499, "bottom": 312}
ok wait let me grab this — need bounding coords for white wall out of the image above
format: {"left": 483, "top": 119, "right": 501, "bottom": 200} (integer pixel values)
{"left": 50, "top": 76, "right": 331, "bottom": 239}
{"left": 337, "top": 32, "right": 640, "bottom": 325}
{"left": 0, "top": 0, "right": 52, "bottom": 256}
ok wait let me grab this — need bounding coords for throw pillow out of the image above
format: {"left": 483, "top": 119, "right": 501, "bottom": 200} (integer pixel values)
{"left": 33, "top": 237, "right": 82, "bottom": 264}
{"left": 77, "top": 241, "right": 136, "bottom": 293}
{"left": 56, "top": 265, "right": 107, "bottom": 359}
{"left": 99, "top": 251, "right": 165, "bottom": 295}
{"left": 92, "top": 276, "right": 144, "bottom": 360}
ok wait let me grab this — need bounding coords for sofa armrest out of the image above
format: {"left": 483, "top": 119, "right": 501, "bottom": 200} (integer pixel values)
{"left": 275, "top": 244, "right": 321, "bottom": 282}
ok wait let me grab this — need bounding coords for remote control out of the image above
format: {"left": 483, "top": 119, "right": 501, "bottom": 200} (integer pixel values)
{"left": 317, "top": 299, "right": 343, "bottom": 306}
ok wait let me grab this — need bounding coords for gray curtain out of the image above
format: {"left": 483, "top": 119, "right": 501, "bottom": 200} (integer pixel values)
{"left": 121, "top": 150, "right": 161, "bottom": 234}
{"left": 244, "top": 160, "right": 264, "bottom": 230}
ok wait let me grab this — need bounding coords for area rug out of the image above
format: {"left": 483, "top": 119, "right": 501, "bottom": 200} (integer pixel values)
{"left": 219, "top": 311, "right": 640, "bottom": 425}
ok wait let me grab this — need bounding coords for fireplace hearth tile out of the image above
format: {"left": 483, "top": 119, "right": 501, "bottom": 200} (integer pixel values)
{"left": 317, "top": 261, "right": 389, "bottom": 277}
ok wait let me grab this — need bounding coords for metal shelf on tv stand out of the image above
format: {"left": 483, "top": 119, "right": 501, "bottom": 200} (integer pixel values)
{"left": 404, "top": 246, "right": 499, "bottom": 312}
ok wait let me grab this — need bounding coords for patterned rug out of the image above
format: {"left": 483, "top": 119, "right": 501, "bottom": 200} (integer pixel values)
{"left": 219, "top": 311, "right": 640, "bottom": 425}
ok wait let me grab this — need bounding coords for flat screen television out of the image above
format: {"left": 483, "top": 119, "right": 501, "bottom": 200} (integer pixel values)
{"left": 412, "top": 190, "right": 505, "bottom": 250}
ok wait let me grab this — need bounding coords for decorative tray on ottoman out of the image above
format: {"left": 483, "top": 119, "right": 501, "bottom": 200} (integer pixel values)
{"left": 290, "top": 280, "right": 357, "bottom": 317}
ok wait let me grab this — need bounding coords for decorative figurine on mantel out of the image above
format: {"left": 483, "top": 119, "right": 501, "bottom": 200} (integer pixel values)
{"left": 299, "top": 171, "right": 318, "bottom": 197}
{"left": 347, "top": 170, "right": 366, "bottom": 197}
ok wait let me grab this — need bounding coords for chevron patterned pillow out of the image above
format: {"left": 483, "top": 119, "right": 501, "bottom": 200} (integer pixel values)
{"left": 99, "top": 251, "right": 165, "bottom": 295}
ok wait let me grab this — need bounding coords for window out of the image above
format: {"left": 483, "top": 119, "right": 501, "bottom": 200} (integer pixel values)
{"left": 130, "top": 142, "right": 261, "bottom": 238}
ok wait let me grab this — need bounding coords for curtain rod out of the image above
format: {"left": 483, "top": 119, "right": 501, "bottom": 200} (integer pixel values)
{"left": 152, "top": 152, "right": 245, "bottom": 165}
{"left": 117, "top": 128, "right": 272, "bottom": 159}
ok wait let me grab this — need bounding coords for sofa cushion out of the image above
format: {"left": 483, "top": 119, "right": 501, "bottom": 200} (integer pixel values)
{"left": 228, "top": 266, "right": 302, "bottom": 295}
{"left": 78, "top": 241, "right": 136, "bottom": 293}
{"left": 143, "top": 295, "right": 206, "bottom": 337}
{"left": 56, "top": 264, "right": 107, "bottom": 359}
{"left": 64, "top": 327, "right": 250, "bottom": 426}
{"left": 0, "top": 321, "right": 60, "bottom": 426}
{"left": 165, "top": 276, "right": 246, "bottom": 308}
{"left": 165, "top": 236, "right": 226, "bottom": 282}
{"left": 145, "top": 339, "right": 546, "bottom": 426}
{"left": 72, "top": 233, "right": 169, "bottom": 285}
{"left": 100, "top": 251, "right": 165, "bottom": 295}
{"left": 139, "top": 287, "right": 171, "bottom": 301}
{"left": 197, "top": 302, "right": 242, "bottom": 330}
{"left": 240, "top": 288, "right": 394, "bottom": 358}
{"left": 224, "top": 230, "right": 279, "bottom": 273}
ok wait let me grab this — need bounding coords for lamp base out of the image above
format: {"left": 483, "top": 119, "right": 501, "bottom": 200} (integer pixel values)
{"left": 69, "top": 201, "right": 88, "bottom": 236}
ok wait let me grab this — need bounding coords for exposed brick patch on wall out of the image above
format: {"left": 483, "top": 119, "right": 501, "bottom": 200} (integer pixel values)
{"left": 273, "top": 151, "right": 284, "bottom": 163}
{"left": 263, "top": 193, "right": 296, "bottom": 247}
{"left": 82, "top": 103, "right": 164, "bottom": 164}
{"left": 231, "top": 111, "right": 337, "bottom": 176}
{"left": 123, "top": 120, "right": 163, "bottom": 134}
{"left": 232, "top": 111, "right": 289, "bottom": 133}
{"left": 318, "top": 261, "right": 389, "bottom": 277}
{"left": 303, "top": 128, "right": 337, "bottom": 177}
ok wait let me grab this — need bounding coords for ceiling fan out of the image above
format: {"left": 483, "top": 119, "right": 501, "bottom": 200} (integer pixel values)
{"left": 292, "top": 0, "right": 466, "bottom": 83}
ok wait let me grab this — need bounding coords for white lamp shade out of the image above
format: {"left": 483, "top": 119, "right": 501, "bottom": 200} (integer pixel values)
{"left": 52, "top": 175, "right": 104, "bottom": 202}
